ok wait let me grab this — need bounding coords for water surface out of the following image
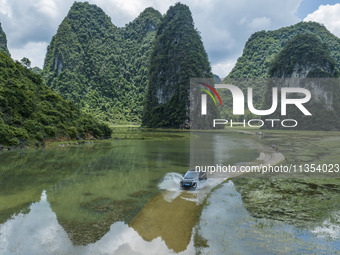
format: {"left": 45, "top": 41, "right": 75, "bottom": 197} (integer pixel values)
{"left": 0, "top": 130, "right": 257, "bottom": 254}
{"left": 197, "top": 181, "right": 340, "bottom": 255}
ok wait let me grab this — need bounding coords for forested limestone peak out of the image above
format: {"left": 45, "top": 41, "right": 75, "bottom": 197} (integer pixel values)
{"left": 0, "top": 23, "right": 10, "bottom": 56}
{"left": 43, "top": 1, "right": 117, "bottom": 75}
{"left": 43, "top": 2, "right": 162, "bottom": 123}
{"left": 122, "top": 7, "right": 162, "bottom": 40}
{"left": 269, "top": 33, "right": 339, "bottom": 78}
{"left": 217, "top": 21, "right": 340, "bottom": 124}
{"left": 142, "top": 3, "right": 212, "bottom": 128}
{"left": 227, "top": 21, "right": 340, "bottom": 79}
{"left": 262, "top": 33, "right": 340, "bottom": 130}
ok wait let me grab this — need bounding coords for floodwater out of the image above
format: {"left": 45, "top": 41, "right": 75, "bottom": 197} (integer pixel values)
{"left": 197, "top": 181, "right": 340, "bottom": 255}
{"left": 0, "top": 130, "right": 256, "bottom": 254}
{"left": 0, "top": 129, "right": 338, "bottom": 254}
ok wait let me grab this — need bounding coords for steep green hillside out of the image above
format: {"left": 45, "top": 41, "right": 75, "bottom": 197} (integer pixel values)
{"left": 0, "top": 23, "right": 10, "bottom": 56}
{"left": 118, "top": 7, "right": 162, "bottom": 121}
{"left": 43, "top": 2, "right": 162, "bottom": 124}
{"left": 269, "top": 34, "right": 339, "bottom": 78}
{"left": 0, "top": 52, "right": 111, "bottom": 146}
{"left": 43, "top": 2, "right": 120, "bottom": 122}
{"left": 228, "top": 22, "right": 340, "bottom": 79}
{"left": 264, "top": 34, "right": 340, "bottom": 130}
{"left": 142, "top": 3, "right": 212, "bottom": 128}
{"left": 219, "top": 22, "right": 340, "bottom": 121}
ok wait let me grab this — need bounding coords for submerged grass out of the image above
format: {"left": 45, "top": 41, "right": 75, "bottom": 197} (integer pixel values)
{"left": 2, "top": 127, "right": 339, "bottom": 250}
{"left": 194, "top": 229, "right": 209, "bottom": 248}
{"left": 62, "top": 198, "right": 139, "bottom": 245}
{"left": 229, "top": 128, "right": 340, "bottom": 228}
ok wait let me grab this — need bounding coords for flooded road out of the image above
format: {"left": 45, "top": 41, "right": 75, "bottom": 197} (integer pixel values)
{"left": 130, "top": 173, "right": 226, "bottom": 253}
{"left": 1, "top": 129, "right": 338, "bottom": 254}
{"left": 0, "top": 130, "right": 257, "bottom": 254}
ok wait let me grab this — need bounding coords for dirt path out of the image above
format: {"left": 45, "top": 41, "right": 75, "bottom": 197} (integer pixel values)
{"left": 209, "top": 146, "right": 285, "bottom": 178}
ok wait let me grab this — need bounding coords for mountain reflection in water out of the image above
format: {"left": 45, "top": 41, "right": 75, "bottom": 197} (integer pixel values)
{"left": 0, "top": 190, "right": 195, "bottom": 255}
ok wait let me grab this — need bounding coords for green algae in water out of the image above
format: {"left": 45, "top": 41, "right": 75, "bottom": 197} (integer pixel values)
{"left": 0, "top": 131, "right": 259, "bottom": 248}
{"left": 64, "top": 198, "right": 139, "bottom": 245}
{"left": 0, "top": 137, "right": 191, "bottom": 244}
{"left": 197, "top": 181, "right": 339, "bottom": 255}
{"left": 233, "top": 178, "right": 340, "bottom": 228}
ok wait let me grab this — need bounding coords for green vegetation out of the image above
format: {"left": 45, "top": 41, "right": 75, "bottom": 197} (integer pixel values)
{"left": 263, "top": 34, "right": 340, "bottom": 130}
{"left": 216, "top": 78, "right": 266, "bottom": 120}
{"left": 142, "top": 3, "right": 212, "bottom": 128}
{"left": 233, "top": 129, "right": 340, "bottom": 228}
{"left": 194, "top": 230, "right": 209, "bottom": 248}
{"left": 62, "top": 198, "right": 138, "bottom": 245}
{"left": 31, "top": 66, "right": 42, "bottom": 74}
{"left": 234, "top": 178, "right": 340, "bottom": 227}
{"left": 0, "top": 132, "right": 190, "bottom": 244}
{"left": 228, "top": 21, "right": 340, "bottom": 79}
{"left": 219, "top": 22, "right": 340, "bottom": 130}
{"left": 220, "top": 22, "right": 340, "bottom": 121}
{"left": 269, "top": 34, "right": 339, "bottom": 78}
{"left": 0, "top": 23, "right": 10, "bottom": 56}
{"left": 43, "top": 2, "right": 162, "bottom": 124}
{"left": 44, "top": 2, "right": 213, "bottom": 128}
{"left": 119, "top": 8, "right": 162, "bottom": 122}
{"left": 0, "top": 52, "right": 111, "bottom": 146}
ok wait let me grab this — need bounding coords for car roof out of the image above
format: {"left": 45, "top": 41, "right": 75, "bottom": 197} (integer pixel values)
{"left": 186, "top": 168, "right": 204, "bottom": 173}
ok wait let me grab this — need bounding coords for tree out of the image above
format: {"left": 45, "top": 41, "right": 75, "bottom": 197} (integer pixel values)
{"left": 20, "top": 57, "right": 31, "bottom": 68}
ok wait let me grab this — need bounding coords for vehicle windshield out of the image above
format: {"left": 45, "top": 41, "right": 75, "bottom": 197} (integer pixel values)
{"left": 184, "top": 172, "right": 199, "bottom": 179}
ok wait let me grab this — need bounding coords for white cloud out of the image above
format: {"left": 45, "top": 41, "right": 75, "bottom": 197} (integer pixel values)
{"left": 94, "top": 0, "right": 173, "bottom": 26}
{"left": 212, "top": 58, "right": 238, "bottom": 80}
{"left": 304, "top": 3, "right": 340, "bottom": 38}
{"left": 239, "top": 17, "right": 247, "bottom": 25}
{"left": 34, "top": 0, "right": 59, "bottom": 19}
{"left": 0, "top": 0, "right": 12, "bottom": 18}
{"left": 248, "top": 17, "right": 271, "bottom": 30}
{"left": 10, "top": 42, "right": 48, "bottom": 68}
{"left": 0, "top": 0, "right": 302, "bottom": 76}
{"left": 184, "top": 0, "right": 301, "bottom": 77}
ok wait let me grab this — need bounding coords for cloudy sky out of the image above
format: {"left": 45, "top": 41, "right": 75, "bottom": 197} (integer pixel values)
{"left": 0, "top": 0, "right": 339, "bottom": 78}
